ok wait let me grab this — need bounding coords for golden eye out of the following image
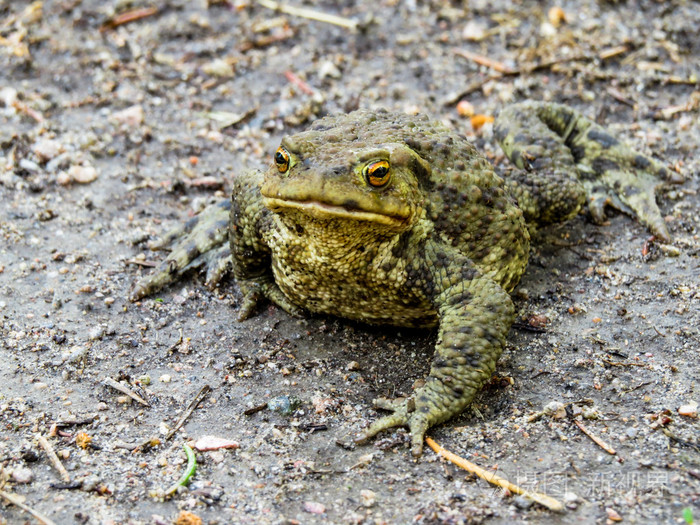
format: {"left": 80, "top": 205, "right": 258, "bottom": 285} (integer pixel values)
{"left": 364, "top": 160, "right": 391, "bottom": 188}
{"left": 274, "top": 147, "right": 290, "bottom": 173}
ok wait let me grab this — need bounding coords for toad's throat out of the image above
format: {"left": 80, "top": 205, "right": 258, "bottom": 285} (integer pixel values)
{"left": 263, "top": 197, "right": 410, "bottom": 227}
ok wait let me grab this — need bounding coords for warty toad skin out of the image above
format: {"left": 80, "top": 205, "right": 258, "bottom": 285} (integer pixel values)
{"left": 132, "top": 102, "right": 672, "bottom": 456}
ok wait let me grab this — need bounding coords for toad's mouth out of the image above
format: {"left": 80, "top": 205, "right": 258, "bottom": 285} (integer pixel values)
{"left": 263, "top": 197, "right": 410, "bottom": 228}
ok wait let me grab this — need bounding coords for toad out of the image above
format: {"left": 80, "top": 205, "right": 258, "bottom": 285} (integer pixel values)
{"left": 132, "top": 102, "right": 671, "bottom": 456}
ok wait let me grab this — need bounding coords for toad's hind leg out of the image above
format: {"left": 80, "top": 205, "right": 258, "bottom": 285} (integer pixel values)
{"left": 495, "top": 101, "right": 672, "bottom": 241}
{"left": 130, "top": 199, "right": 232, "bottom": 300}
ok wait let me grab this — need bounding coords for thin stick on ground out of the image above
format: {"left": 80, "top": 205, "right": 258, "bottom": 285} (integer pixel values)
{"left": 0, "top": 489, "right": 57, "bottom": 525}
{"left": 453, "top": 49, "right": 515, "bottom": 74}
{"left": 425, "top": 437, "right": 564, "bottom": 512}
{"left": 165, "top": 385, "right": 211, "bottom": 441}
{"left": 100, "top": 7, "right": 158, "bottom": 31}
{"left": 255, "top": 0, "right": 359, "bottom": 31}
{"left": 36, "top": 434, "right": 70, "bottom": 483}
{"left": 102, "top": 377, "right": 150, "bottom": 406}
{"left": 574, "top": 420, "right": 617, "bottom": 456}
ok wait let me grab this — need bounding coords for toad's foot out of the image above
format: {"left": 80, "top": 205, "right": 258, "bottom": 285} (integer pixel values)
{"left": 496, "top": 102, "right": 677, "bottom": 242}
{"left": 579, "top": 156, "right": 674, "bottom": 242}
{"left": 237, "top": 277, "right": 305, "bottom": 320}
{"left": 131, "top": 199, "right": 232, "bottom": 301}
{"left": 355, "top": 396, "right": 430, "bottom": 457}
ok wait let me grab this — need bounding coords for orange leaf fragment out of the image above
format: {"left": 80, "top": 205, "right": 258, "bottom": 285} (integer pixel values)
{"left": 470, "top": 114, "right": 494, "bottom": 130}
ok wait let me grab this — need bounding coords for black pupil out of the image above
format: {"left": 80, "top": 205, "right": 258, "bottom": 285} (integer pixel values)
{"left": 275, "top": 151, "right": 286, "bottom": 164}
{"left": 372, "top": 165, "right": 388, "bottom": 178}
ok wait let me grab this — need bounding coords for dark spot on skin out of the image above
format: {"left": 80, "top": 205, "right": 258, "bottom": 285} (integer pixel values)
{"left": 184, "top": 242, "right": 201, "bottom": 262}
{"left": 513, "top": 132, "right": 530, "bottom": 144}
{"left": 411, "top": 156, "right": 433, "bottom": 189}
{"left": 343, "top": 199, "right": 361, "bottom": 211}
{"left": 587, "top": 129, "right": 619, "bottom": 148}
{"left": 493, "top": 124, "right": 508, "bottom": 142}
{"left": 482, "top": 187, "right": 496, "bottom": 207}
{"left": 509, "top": 148, "right": 522, "bottom": 166}
{"left": 460, "top": 267, "right": 478, "bottom": 281}
{"left": 183, "top": 216, "right": 199, "bottom": 234}
{"left": 531, "top": 157, "right": 551, "bottom": 170}
{"left": 208, "top": 218, "right": 229, "bottom": 240}
{"left": 391, "top": 231, "right": 413, "bottom": 259}
{"left": 591, "top": 157, "right": 620, "bottom": 175}
{"left": 569, "top": 145, "right": 586, "bottom": 162}
{"left": 404, "top": 137, "right": 421, "bottom": 152}
{"left": 623, "top": 185, "right": 641, "bottom": 197}
{"left": 633, "top": 154, "right": 651, "bottom": 169}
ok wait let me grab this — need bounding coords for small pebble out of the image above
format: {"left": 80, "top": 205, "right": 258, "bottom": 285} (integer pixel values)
{"left": 659, "top": 244, "right": 680, "bottom": 257}
{"left": 513, "top": 495, "right": 534, "bottom": 509}
{"left": 32, "top": 139, "right": 64, "bottom": 162}
{"left": 19, "top": 158, "right": 40, "bottom": 173}
{"left": 360, "top": 489, "right": 376, "bottom": 508}
{"left": 462, "top": 20, "right": 487, "bottom": 41}
{"left": 68, "top": 164, "right": 98, "bottom": 184}
{"left": 548, "top": 6, "right": 567, "bottom": 27}
{"left": 317, "top": 60, "right": 342, "bottom": 79}
{"left": 267, "top": 395, "right": 300, "bottom": 415}
{"left": 678, "top": 402, "right": 697, "bottom": 418}
{"left": 202, "top": 58, "right": 234, "bottom": 77}
{"left": 12, "top": 466, "right": 33, "bottom": 484}
{"left": 302, "top": 501, "right": 326, "bottom": 514}
{"left": 456, "top": 100, "right": 475, "bottom": 117}
{"left": 194, "top": 436, "right": 239, "bottom": 451}
{"left": 543, "top": 401, "right": 567, "bottom": 419}
{"left": 112, "top": 105, "right": 144, "bottom": 127}
{"left": 563, "top": 491, "right": 579, "bottom": 509}
{"left": 606, "top": 507, "right": 623, "bottom": 522}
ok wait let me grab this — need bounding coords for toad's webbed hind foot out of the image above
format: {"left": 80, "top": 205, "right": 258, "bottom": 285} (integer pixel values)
{"left": 495, "top": 101, "right": 675, "bottom": 242}
{"left": 130, "top": 199, "right": 232, "bottom": 301}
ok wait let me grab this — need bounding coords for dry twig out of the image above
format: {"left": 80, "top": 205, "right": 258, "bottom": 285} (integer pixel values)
{"left": 284, "top": 70, "right": 317, "bottom": 96}
{"left": 453, "top": 49, "right": 515, "bottom": 74}
{"left": 573, "top": 420, "right": 617, "bottom": 456}
{"left": 255, "top": 0, "right": 358, "bottom": 31}
{"left": 425, "top": 437, "right": 564, "bottom": 512}
{"left": 36, "top": 434, "right": 70, "bottom": 483}
{"left": 165, "top": 385, "right": 211, "bottom": 440}
{"left": 102, "top": 377, "right": 150, "bottom": 406}
{"left": 0, "top": 489, "right": 57, "bottom": 525}
{"left": 100, "top": 7, "right": 158, "bottom": 31}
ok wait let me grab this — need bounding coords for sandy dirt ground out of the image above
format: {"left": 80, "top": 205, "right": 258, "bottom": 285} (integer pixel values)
{"left": 1, "top": 0, "right": 698, "bottom": 523}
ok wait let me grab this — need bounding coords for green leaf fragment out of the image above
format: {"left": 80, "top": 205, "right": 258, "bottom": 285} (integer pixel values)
{"left": 164, "top": 443, "right": 197, "bottom": 497}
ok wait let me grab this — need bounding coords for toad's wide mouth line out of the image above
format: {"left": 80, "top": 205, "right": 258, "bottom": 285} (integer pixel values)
{"left": 263, "top": 197, "right": 409, "bottom": 227}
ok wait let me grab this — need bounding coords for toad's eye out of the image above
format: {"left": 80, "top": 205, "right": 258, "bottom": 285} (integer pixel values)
{"left": 274, "top": 147, "right": 290, "bottom": 173}
{"left": 363, "top": 160, "right": 391, "bottom": 188}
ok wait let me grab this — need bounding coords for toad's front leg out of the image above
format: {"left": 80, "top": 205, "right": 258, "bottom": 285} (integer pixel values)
{"left": 357, "top": 256, "right": 515, "bottom": 456}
